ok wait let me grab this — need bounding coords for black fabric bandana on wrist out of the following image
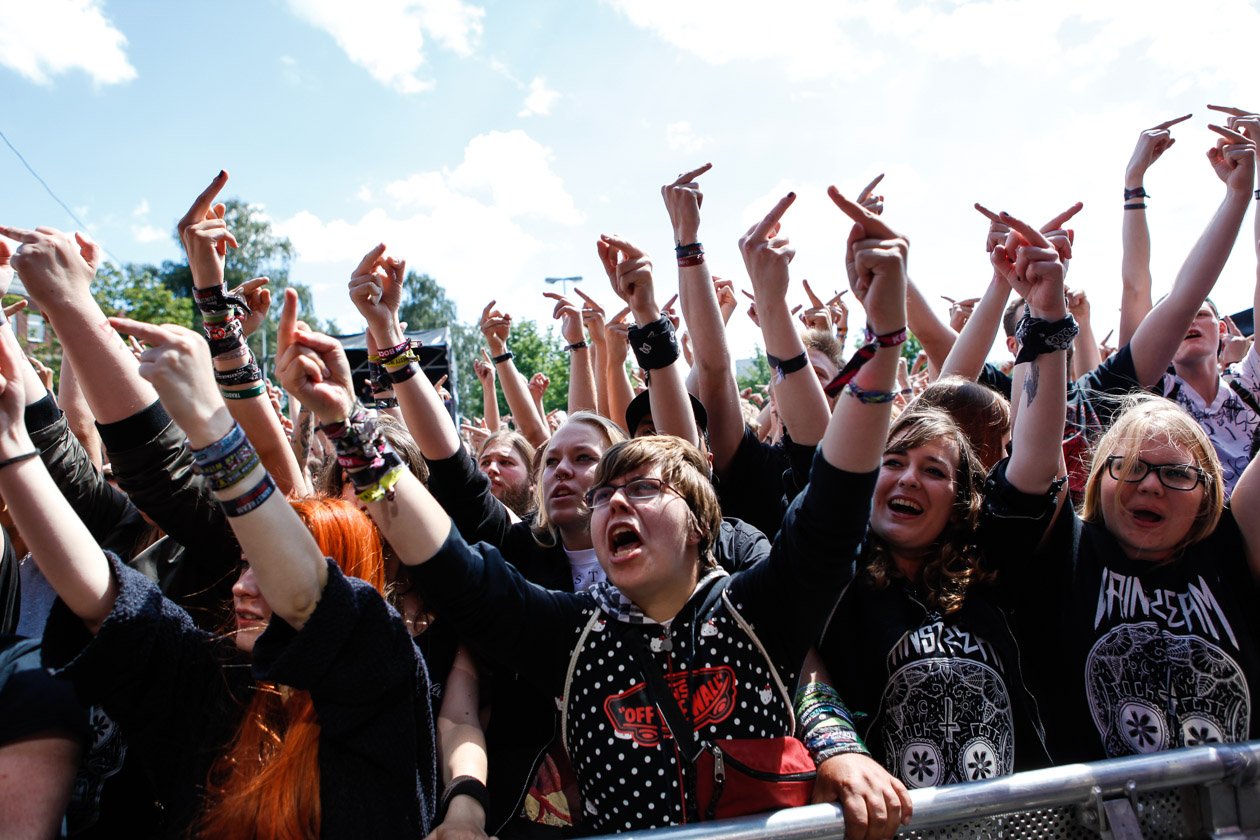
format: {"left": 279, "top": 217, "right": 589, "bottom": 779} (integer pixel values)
{"left": 1014, "top": 311, "right": 1078, "bottom": 365}
{"left": 822, "top": 325, "right": 907, "bottom": 398}
{"left": 628, "top": 315, "right": 680, "bottom": 371}
{"left": 192, "top": 283, "right": 251, "bottom": 317}
{"left": 766, "top": 351, "right": 808, "bottom": 382}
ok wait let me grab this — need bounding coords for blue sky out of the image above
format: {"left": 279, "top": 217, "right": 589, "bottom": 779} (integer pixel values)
{"left": 4, "top": 0, "right": 1260, "bottom": 359}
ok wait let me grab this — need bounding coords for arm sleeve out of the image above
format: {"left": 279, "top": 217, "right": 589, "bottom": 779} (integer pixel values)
{"left": 977, "top": 458, "right": 1076, "bottom": 596}
{"left": 423, "top": 446, "right": 514, "bottom": 548}
{"left": 730, "top": 451, "right": 876, "bottom": 672}
{"left": 715, "top": 426, "right": 792, "bottom": 540}
{"left": 408, "top": 529, "right": 584, "bottom": 694}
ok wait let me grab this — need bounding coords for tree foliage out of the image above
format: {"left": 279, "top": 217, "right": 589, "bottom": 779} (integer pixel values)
{"left": 94, "top": 262, "right": 194, "bottom": 328}
{"left": 736, "top": 345, "right": 772, "bottom": 393}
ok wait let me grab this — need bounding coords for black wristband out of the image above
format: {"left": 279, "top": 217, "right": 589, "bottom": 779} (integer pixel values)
{"left": 766, "top": 351, "right": 808, "bottom": 379}
{"left": 1124, "top": 203, "right": 1147, "bottom": 210}
{"left": 1123, "top": 187, "right": 1149, "bottom": 200}
{"left": 439, "top": 776, "right": 490, "bottom": 823}
{"left": 627, "top": 316, "right": 680, "bottom": 371}
{"left": 388, "top": 361, "right": 421, "bottom": 385}
{"left": 491, "top": 351, "right": 513, "bottom": 365}
{"left": 565, "top": 340, "right": 589, "bottom": 352}
{"left": 1014, "top": 312, "right": 1079, "bottom": 365}
{"left": 1255, "top": 189, "right": 1260, "bottom": 201}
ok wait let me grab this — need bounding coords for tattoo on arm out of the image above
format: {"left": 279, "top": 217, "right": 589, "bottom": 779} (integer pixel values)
{"left": 1023, "top": 361, "right": 1040, "bottom": 405}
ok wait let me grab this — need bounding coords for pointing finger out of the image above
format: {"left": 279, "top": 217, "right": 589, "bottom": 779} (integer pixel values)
{"left": 749, "top": 192, "right": 797, "bottom": 241}
{"left": 1152, "top": 113, "right": 1193, "bottom": 130}
{"left": 998, "top": 211, "right": 1051, "bottom": 248}
{"left": 1208, "top": 104, "right": 1255, "bottom": 118}
{"left": 599, "top": 233, "right": 644, "bottom": 259}
{"left": 178, "top": 170, "right": 229, "bottom": 229}
{"left": 856, "top": 173, "right": 885, "bottom": 203}
{"left": 277, "top": 288, "right": 300, "bottom": 358}
{"left": 828, "top": 186, "right": 895, "bottom": 238}
{"left": 0, "top": 225, "right": 38, "bottom": 244}
{"left": 670, "top": 162, "right": 712, "bottom": 186}
{"left": 973, "top": 202, "right": 1001, "bottom": 222}
{"left": 1040, "top": 202, "right": 1083, "bottom": 233}
{"left": 802, "top": 279, "right": 823, "bottom": 307}
{"left": 1209, "top": 124, "right": 1249, "bottom": 144}
{"left": 573, "top": 287, "right": 601, "bottom": 308}
{"left": 109, "top": 317, "right": 178, "bottom": 346}
{"left": 353, "top": 243, "right": 387, "bottom": 277}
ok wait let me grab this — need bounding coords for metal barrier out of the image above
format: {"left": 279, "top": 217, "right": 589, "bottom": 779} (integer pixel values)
{"left": 596, "top": 742, "right": 1260, "bottom": 839}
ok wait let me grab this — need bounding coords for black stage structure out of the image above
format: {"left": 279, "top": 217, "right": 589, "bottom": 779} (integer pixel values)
{"left": 333, "top": 327, "right": 458, "bottom": 422}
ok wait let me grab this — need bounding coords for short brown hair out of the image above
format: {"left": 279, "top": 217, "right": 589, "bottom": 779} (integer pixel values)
{"left": 1081, "top": 394, "right": 1223, "bottom": 548}
{"left": 593, "top": 435, "right": 722, "bottom": 568}
{"left": 912, "top": 376, "right": 1011, "bottom": 470}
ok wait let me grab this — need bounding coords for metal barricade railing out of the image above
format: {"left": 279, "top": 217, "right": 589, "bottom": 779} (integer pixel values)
{"left": 594, "top": 742, "right": 1260, "bottom": 839}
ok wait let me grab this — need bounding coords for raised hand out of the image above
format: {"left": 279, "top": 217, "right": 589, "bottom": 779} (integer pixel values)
{"left": 1207, "top": 124, "right": 1256, "bottom": 192}
{"left": 1039, "top": 202, "right": 1083, "bottom": 263}
{"left": 574, "top": 288, "right": 607, "bottom": 342}
{"left": 274, "top": 289, "right": 355, "bottom": 425}
{"left": 943, "top": 296, "right": 980, "bottom": 332}
{"left": 479, "top": 300, "right": 512, "bottom": 354}
{"left": 662, "top": 162, "right": 711, "bottom": 244}
{"left": 739, "top": 192, "right": 797, "bottom": 308}
{"left": 1209, "top": 105, "right": 1260, "bottom": 144}
{"left": 473, "top": 348, "right": 496, "bottom": 387}
{"left": 1221, "top": 315, "right": 1253, "bottom": 367}
{"left": 348, "top": 243, "right": 405, "bottom": 333}
{"left": 857, "top": 173, "right": 885, "bottom": 216}
{"left": 597, "top": 235, "right": 658, "bottom": 320}
{"left": 529, "top": 372, "right": 550, "bottom": 401}
{"left": 543, "top": 292, "right": 585, "bottom": 344}
{"left": 992, "top": 212, "right": 1066, "bottom": 318}
{"left": 661, "top": 293, "right": 680, "bottom": 331}
{"left": 0, "top": 225, "right": 98, "bottom": 313}
{"left": 0, "top": 240, "right": 12, "bottom": 298}
{"left": 974, "top": 203, "right": 1011, "bottom": 255}
{"left": 1127, "top": 114, "right": 1191, "bottom": 181}
{"left": 108, "top": 317, "right": 228, "bottom": 443}
{"left": 1065, "top": 287, "right": 1090, "bottom": 321}
{"left": 177, "top": 170, "right": 238, "bottom": 288}
{"left": 741, "top": 289, "right": 761, "bottom": 327}
{"left": 605, "top": 306, "right": 631, "bottom": 363}
{"left": 828, "top": 186, "right": 908, "bottom": 334}
{"left": 713, "top": 276, "right": 738, "bottom": 323}
{"left": 799, "top": 279, "right": 834, "bottom": 332}
{"left": 233, "top": 277, "right": 271, "bottom": 336}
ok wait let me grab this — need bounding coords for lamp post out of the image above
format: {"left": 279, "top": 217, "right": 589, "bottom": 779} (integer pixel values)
{"left": 544, "top": 275, "right": 582, "bottom": 296}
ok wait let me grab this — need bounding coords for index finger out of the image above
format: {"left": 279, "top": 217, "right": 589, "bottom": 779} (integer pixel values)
{"left": 1152, "top": 113, "right": 1193, "bottom": 130}
{"left": 826, "top": 291, "right": 847, "bottom": 305}
{"left": 670, "top": 162, "right": 712, "bottom": 186}
{"left": 435, "top": 374, "right": 448, "bottom": 388}
{"left": 1209, "top": 124, "right": 1249, "bottom": 144}
{"left": 573, "top": 287, "right": 601, "bottom": 308}
{"left": 1101, "top": 329, "right": 1114, "bottom": 345}
{"left": 0, "top": 225, "right": 38, "bottom": 244}
{"left": 749, "top": 192, "right": 797, "bottom": 241}
{"left": 1040, "top": 201, "right": 1083, "bottom": 233}
{"left": 109, "top": 317, "right": 175, "bottom": 346}
{"left": 353, "top": 243, "right": 387, "bottom": 277}
{"left": 609, "top": 305, "right": 631, "bottom": 324}
{"left": 998, "top": 211, "right": 1051, "bottom": 248}
{"left": 802, "top": 279, "right": 823, "bottom": 307}
{"left": 741, "top": 289, "right": 756, "bottom": 301}
{"left": 542, "top": 291, "right": 571, "bottom": 304}
{"left": 856, "top": 173, "right": 885, "bottom": 203}
{"left": 662, "top": 293, "right": 678, "bottom": 312}
{"left": 277, "top": 288, "right": 299, "bottom": 357}
{"left": 827, "top": 186, "right": 895, "bottom": 238}
{"left": 178, "top": 170, "right": 229, "bottom": 228}
{"left": 599, "top": 233, "right": 644, "bottom": 259}
{"left": 480, "top": 300, "right": 497, "bottom": 323}
{"left": 973, "top": 202, "right": 1001, "bottom": 223}
{"left": 1208, "top": 104, "right": 1256, "bottom": 118}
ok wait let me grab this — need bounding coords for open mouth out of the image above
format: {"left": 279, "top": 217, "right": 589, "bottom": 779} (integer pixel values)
{"left": 888, "top": 497, "right": 923, "bottom": 516}
{"left": 1184, "top": 330, "right": 1202, "bottom": 341}
{"left": 1131, "top": 508, "right": 1164, "bottom": 524}
{"left": 608, "top": 523, "right": 643, "bottom": 560}
{"left": 235, "top": 608, "right": 265, "bottom": 624}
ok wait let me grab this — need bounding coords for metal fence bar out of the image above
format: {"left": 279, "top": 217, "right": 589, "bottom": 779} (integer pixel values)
{"left": 595, "top": 742, "right": 1260, "bottom": 840}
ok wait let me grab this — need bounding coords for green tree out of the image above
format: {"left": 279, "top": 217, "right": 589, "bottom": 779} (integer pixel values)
{"left": 736, "top": 345, "right": 772, "bottom": 393}
{"left": 94, "top": 262, "right": 195, "bottom": 328}
{"left": 500, "top": 319, "right": 570, "bottom": 417}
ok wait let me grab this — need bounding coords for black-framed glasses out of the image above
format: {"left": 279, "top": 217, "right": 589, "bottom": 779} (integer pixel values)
{"left": 585, "top": 477, "right": 675, "bottom": 508}
{"left": 1105, "top": 456, "right": 1205, "bottom": 491}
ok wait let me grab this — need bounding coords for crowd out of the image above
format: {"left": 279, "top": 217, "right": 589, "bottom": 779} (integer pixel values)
{"left": 0, "top": 105, "right": 1259, "bottom": 840}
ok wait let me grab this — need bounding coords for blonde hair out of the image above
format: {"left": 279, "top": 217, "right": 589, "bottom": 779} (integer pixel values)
{"left": 864, "top": 407, "right": 990, "bottom": 615}
{"left": 593, "top": 435, "right": 722, "bottom": 568}
{"left": 530, "top": 411, "right": 627, "bottom": 548}
{"left": 1081, "top": 394, "right": 1223, "bottom": 550}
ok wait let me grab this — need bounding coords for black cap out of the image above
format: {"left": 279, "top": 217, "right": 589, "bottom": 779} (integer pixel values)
{"left": 625, "top": 390, "right": 709, "bottom": 437}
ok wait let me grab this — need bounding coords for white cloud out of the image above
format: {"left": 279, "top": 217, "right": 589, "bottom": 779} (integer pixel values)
{"left": 132, "top": 223, "right": 166, "bottom": 244}
{"left": 275, "top": 130, "right": 582, "bottom": 319}
{"left": 0, "top": 0, "right": 135, "bottom": 85}
{"left": 132, "top": 199, "right": 150, "bottom": 217}
{"left": 356, "top": 185, "right": 374, "bottom": 202}
{"left": 286, "top": 0, "right": 484, "bottom": 93}
{"left": 609, "top": 0, "right": 1260, "bottom": 86}
{"left": 518, "top": 76, "right": 559, "bottom": 117}
{"left": 666, "top": 121, "right": 709, "bottom": 153}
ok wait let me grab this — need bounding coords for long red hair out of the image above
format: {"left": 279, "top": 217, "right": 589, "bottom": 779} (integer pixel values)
{"left": 197, "top": 497, "right": 386, "bottom": 840}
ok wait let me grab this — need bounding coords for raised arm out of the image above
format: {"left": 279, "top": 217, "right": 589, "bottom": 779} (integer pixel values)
{"left": 479, "top": 301, "right": 550, "bottom": 447}
{"left": 543, "top": 292, "right": 597, "bottom": 414}
{"left": 473, "top": 349, "right": 501, "bottom": 432}
{"left": 1066, "top": 287, "right": 1101, "bottom": 378}
{"left": 603, "top": 307, "right": 635, "bottom": 430}
{"left": 176, "top": 171, "right": 304, "bottom": 495}
{"left": 116, "top": 309, "right": 328, "bottom": 629}
{"left": 740, "top": 193, "right": 831, "bottom": 447}
{"left": 1126, "top": 125, "right": 1255, "bottom": 386}
{"left": 1120, "top": 115, "right": 1190, "bottom": 345}
{"left": 664, "top": 164, "right": 745, "bottom": 467}
{"left": 818, "top": 188, "right": 906, "bottom": 472}
{"left": 599, "top": 234, "right": 698, "bottom": 445}
{"left": 576, "top": 288, "right": 610, "bottom": 418}
{"left": 905, "top": 279, "right": 956, "bottom": 376}
{"left": 999, "top": 213, "right": 1071, "bottom": 493}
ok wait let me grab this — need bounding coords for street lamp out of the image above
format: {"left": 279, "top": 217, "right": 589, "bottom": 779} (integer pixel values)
{"left": 544, "top": 275, "right": 582, "bottom": 296}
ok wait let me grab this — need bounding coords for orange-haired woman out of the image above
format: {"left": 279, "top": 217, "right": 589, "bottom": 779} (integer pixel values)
{"left": 5, "top": 314, "right": 436, "bottom": 838}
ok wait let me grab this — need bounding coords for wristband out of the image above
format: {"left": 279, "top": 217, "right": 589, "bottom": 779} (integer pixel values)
{"left": 565, "top": 340, "right": 589, "bottom": 352}
{"left": 193, "top": 283, "right": 251, "bottom": 317}
{"left": 627, "top": 316, "right": 680, "bottom": 371}
{"left": 1255, "top": 189, "right": 1260, "bottom": 201}
{"left": 439, "top": 776, "right": 491, "bottom": 824}
{"left": 388, "top": 361, "right": 421, "bottom": 385}
{"left": 823, "top": 326, "right": 907, "bottom": 397}
{"left": 677, "top": 254, "right": 705, "bottom": 268}
{"left": 378, "top": 338, "right": 411, "bottom": 361}
{"left": 373, "top": 397, "right": 399, "bottom": 409}
{"left": 1123, "top": 187, "right": 1149, "bottom": 200}
{"left": 491, "top": 351, "right": 513, "bottom": 365}
{"left": 214, "top": 359, "right": 261, "bottom": 386}
{"left": 766, "top": 351, "right": 808, "bottom": 381}
{"left": 382, "top": 350, "right": 419, "bottom": 371}
{"left": 221, "top": 383, "right": 268, "bottom": 400}
{"left": 0, "top": 450, "right": 39, "bottom": 470}
{"left": 1124, "top": 203, "right": 1147, "bottom": 211}
{"left": 845, "top": 382, "right": 899, "bottom": 404}
{"left": 674, "top": 241, "right": 703, "bottom": 258}
{"left": 219, "top": 473, "right": 277, "bottom": 517}
{"left": 1014, "top": 312, "right": 1078, "bottom": 365}
{"left": 191, "top": 422, "right": 248, "bottom": 467}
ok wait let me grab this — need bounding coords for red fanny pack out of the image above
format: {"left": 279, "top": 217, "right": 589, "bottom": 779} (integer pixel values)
{"left": 694, "top": 737, "right": 817, "bottom": 821}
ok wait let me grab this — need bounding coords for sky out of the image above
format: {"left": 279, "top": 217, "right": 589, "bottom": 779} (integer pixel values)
{"left": 3, "top": 0, "right": 1260, "bottom": 364}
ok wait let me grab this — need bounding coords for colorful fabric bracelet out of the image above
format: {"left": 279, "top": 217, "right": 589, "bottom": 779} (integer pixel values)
{"left": 190, "top": 423, "right": 264, "bottom": 492}
{"left": 193, "top": 283, "right": 251, "bottom": 317}
{"left": 214, "top": 358, "right": 261, "bottom": 387}
{"left": 191, "top": 423, "right": 248, "bottom": 467}
{"left": 378, "top": 338, "right": 411, "bottom": 361}
{"left": 794, "top": 682, "right": 869, "bottom": 764}
{"left": 320, "top": 405, "right": 404, "bottom": 500}
{"left": 628, "top": 316, "right": 680, "bottom": 371}
{"left": 845, "top": 382, "right": 899, "bottom": 404}
{"left": 382, "top": 350, "right": 419, "bottom": 371}
{"left": 220, "top": 473, "right": 277, "bottom": 517}
{"left": 823, "top": 325, "right": 907, "bottom": 397}
{"left": 358, "top": 461, "right": 406, "bottom": 503}
{"left": 221, "top": 383, "right": 268, "bottom": 400}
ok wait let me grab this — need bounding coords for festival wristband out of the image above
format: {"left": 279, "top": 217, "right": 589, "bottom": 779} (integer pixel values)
{"left": 823, "top": 326, "right": 907, "bottom": 397}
